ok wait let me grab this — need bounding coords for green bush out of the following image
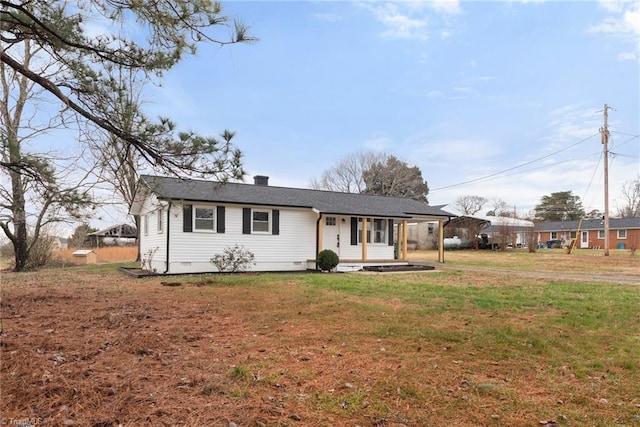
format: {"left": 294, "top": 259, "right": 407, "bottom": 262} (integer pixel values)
{"left": 317, "top": 249, "right": 339, "bottom": 271}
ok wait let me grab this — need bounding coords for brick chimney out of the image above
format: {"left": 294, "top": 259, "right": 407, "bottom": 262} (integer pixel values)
{"left": 253, "top": 175, "right": 269, "bottom": 186}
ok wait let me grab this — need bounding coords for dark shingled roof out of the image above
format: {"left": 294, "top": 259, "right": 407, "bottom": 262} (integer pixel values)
{"left": 137, "top": 175, "right": 454, "bottom": 219}
{"left": 536, "top": 217, "right": 640, "bottom": 231}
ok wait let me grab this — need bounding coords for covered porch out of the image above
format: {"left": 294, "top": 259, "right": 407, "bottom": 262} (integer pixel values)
{"left": 315, "top": 213, "right": 451, "bottom": 270}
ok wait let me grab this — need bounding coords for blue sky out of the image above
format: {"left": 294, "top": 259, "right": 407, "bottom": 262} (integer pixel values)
{"left": 144, "top": 1, "right": 639, "bottom": 218}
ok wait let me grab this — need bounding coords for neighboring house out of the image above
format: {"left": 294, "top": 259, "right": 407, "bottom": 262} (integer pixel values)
{"left": 536, "top": 217, "right": 640, "bottom": 250}
{"left": 406, "top": 221, "right": 439, "bottom": 250}
{"left": 129, "top": 175, "right": 455, "bottom": 274}
{"left": 481, "top": 216, "right": 535, "bottom": 248}
{"left": 438, "top": 214, "right": 534, "bottom": 248}
{"left": 87, "top": 224, "right": 137, "bottom": 247}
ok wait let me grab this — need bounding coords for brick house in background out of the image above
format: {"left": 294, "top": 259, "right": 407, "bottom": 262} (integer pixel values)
{"left": 536, "top": 217, "right": 640, "bottom": 250}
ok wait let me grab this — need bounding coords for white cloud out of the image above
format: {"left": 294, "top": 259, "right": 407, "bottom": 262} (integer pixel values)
{"left": 617, "top": 51, "right": 638, "bottom": 60}
{"left": 358, "top": 1, "right": 462, "bottom": 41}
{"left": 368, "top": 3, "right": 430, "bottom": 41}
{"left": 453, "top": 86, "right": 475, "bottom": 93}
{"left": 440, "top": 30, "right": 453, "bottom": 39}
{"left": 545, "top": 104, "right": 602, "bottom": 148}
{"left": 412, "top": 138, "right": 502, "bottom": 163}
{"left": 425, "top": 90, "right": 445, "bottom": 98}
{"left": 598, "top": 0, "right": 632, "bottom": 14}
{"left": 363, "top": 136, "right": 393, "bottom": 151}
{"left": 426, "top": 0, "right": 461, "bottom": 15}
{"left": 589, "top": 1, "right": 640, "bottom": 59}
{"left": 313, "top": 13, "right": 343, "bottom": 23}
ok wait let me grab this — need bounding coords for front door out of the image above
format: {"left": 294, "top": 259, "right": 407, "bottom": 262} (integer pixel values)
{"left": 322, "top": 216, "right": 340, "bottom": 256}
{"left": 580, "top": 231, "right": 589, "bottom": 248}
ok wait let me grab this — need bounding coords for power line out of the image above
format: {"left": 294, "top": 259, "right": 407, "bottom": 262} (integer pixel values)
{"left": 610, "top": 134, "right": 639, "bottom": 151}
{"left": 580, "top": 150, "right": 603, "bottom": 211}
{"left": 610, "top": 130, "right": 640, "bottom": 138}
{"left": 430, "top": 132, "right": 600, "bottom": 192}
{"left": 499, "top": 150, "right": 602, "bottom": 178}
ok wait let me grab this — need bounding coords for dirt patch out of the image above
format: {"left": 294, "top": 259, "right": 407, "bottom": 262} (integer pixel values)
{"left": 1, "top": 266, "right": 639, "bottom": 426}
{"left": 362, "top": 264, "right": 435, "bottom": 273}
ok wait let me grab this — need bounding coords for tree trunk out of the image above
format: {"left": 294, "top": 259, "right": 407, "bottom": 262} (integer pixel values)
{"left": 9, "top": 168, "right": 28, "bottom": 271}
{"left": 7, "top": 121, "right": 29, "bottom": 270}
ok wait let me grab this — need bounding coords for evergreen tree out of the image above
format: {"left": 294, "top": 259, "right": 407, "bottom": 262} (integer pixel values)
{"left": 534, "top": 191, "right": 585, "bottom": 221}
{"left": 1, "top": 1, "right": 254, "bottom": 270}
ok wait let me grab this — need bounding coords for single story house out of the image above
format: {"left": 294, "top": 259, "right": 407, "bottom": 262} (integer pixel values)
{"left": 130, "top": 175, "right": 455, "bottom": 274}
{"left": 536, "top": 217, "right": 640, "bottom": 250}
{"left": 431, "top": 214, "right": 534, "bottom": 249}
{"left": 87, "top": 223, "right": 137, "bottom": 247}
{"left": 479, "top": 216, "right": 535, "bottom": 248}
{"left": 406, "top": 221, "right": 439, "bottom": 250}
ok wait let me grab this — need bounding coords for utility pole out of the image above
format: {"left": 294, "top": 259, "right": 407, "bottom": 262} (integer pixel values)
{"left": 600, "top": 104, "right": 611, "bottom": 256}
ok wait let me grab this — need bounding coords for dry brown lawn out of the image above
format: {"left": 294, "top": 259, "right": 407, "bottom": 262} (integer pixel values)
{"left": 1, "top": 251, "right": 639, "bottom": 426}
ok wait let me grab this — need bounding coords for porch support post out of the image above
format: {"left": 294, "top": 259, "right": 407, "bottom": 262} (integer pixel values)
{"left": 362, "top": 217, "right": 368, "bottom": 261}
{"left": 402, "top": 220, "right": 408, "bottom": 261}
{"left": 438, "top": 219, "right": 445, "bottom": 263}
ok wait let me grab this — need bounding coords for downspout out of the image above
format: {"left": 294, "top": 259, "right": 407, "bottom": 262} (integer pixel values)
{"left": 315, "top": 213, "right": 323, "bottom": 270}
{"left": 163, "top": 201, "right": 172, "bottom": 274}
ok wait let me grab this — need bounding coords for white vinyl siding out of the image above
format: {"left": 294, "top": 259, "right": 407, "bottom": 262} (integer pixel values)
{"left": 137, "top": 193, "right": 168, "bottom": 273}
{"left": 168, "top": 205, "right": 317, "bottom": 273}
{"left": 339, "top": 239, "right": 393, "bottom": 260}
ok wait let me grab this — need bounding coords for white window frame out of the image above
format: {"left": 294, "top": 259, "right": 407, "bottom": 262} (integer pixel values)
{"left": 325, "top": 216, "right": 336, "bottom": 226}
{"left": 550, "top": 231, "right": 558, "bottom": 239}
{"left": 358, "top": 218, "right": 387, "bottom": 244}
{"left": 357, "top": 218, "right": 370, "bottom": 244}
{"left": 157, "top": 208, "right": 163, "bottom": 234}
{"left": 373, "top": 218, "right": 387, "bottom": 244}
{"left": 598, "top": 230, "right": 605, "bottom": 239}
{"left": 252, "top": 209, "right": 271, "bottom": 233}
{"left": 617, "top": 229, "right": 627, "bottom": 239}
{"left": 194, "top": 205, "right": 215, "bottom": 232}
{"left": 143, "top": 215, "right": 149, "bottom": 235}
